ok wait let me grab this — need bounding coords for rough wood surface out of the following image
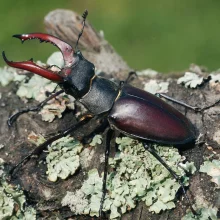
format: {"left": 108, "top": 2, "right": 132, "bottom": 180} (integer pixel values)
{"left": 0, "top": 9, "right": 219, "bottom": 220}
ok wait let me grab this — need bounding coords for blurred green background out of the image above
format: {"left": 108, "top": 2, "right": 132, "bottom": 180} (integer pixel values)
{"left": 1, "top": 0, "right": 220, "bottom": 73}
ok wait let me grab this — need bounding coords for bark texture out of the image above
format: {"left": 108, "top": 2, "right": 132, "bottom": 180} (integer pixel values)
{"left": 0, "top": 9, "right": 219, "bottom": 220}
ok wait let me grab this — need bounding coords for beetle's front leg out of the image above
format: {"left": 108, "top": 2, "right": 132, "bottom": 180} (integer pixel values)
{"left": 8, "top": 89, "right": 64, "bottom": 126}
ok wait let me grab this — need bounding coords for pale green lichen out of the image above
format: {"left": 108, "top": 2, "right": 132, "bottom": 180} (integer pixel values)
{"left": 0, "top": 160, "right": 36, "bottom": 220}
{"left": 209, "top": 73, "right": 220, "bottom": 83}
{"left": 61, "top": 169, "right": 103, "bottom": 216}
{"left": 0, "top": 67, "right": 27, "bottom": 87}
{"left": 136, "top": 69, "right": 158, "bottom": 77}
{"left": 46, "top": 52, "right": 64, "bottom": 69}
{"left": 16, "top": 74, "right": 57, "bottom": 101}
{"left": 177, "top": 72, "right": 204, "bottom": 88}
{"left": 199, "top": 160, "right": 220, "bottom": 188}
{"left": 46, "top": 136, "right": 83, "bottom": 182}
{"left": 62, "top": 137, "right": 196, "bottom": 219}
{"left": 61, "top": 190, "right": 89, "bottom": 215}
{"left": 16, "top": 73, "right": 75, "bottom": 122}
{"left": 0, "top": 181, "right": 36, "bottom": 220}
{"left": 27, "top": 133, "right": 84, "bottom": 182}
{"left": 144, "top": 79, "right": 169, "bottom": 94}
{"left": 90, "top": 135, "right": 103, "bottom": 147}
{"left": 181, "top": 207, "right": 218, "bottom": 220}
{"left": 181, "top": 159, "right": 220, "bottom": 220}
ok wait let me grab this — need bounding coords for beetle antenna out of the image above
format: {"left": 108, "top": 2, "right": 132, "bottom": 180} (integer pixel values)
{"left": 75, "top": 9, "right": 88, "bottom": 51}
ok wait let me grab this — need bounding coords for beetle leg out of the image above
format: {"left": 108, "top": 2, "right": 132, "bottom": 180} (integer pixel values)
{"left": 2, "top": 51, "right": 63, "bottom": 82}
{"left": 143, "top": 143, "right": 198, "bottom": 216}
{"left": 156, "top": 93, "right": 201, "bottom": 111}
{"left": 156, "top": 93, "right": 220, "bottom": 112}
{"left": 99, "top": 128, "right": 114, "bottom": 218}
{"left": 46, "top": 64, "right": 62, "bottom": 71}
{"left": 7, "top": 89, "right": 64, "bottom": 127}
{"left": 12, "top": 33, "right": 75, "bottom": 67}
{"left": 9, "top": 115, "right": 93, "bottom": 177}
{"left": 125, "top": 71, "right": 137, "bottom": 84}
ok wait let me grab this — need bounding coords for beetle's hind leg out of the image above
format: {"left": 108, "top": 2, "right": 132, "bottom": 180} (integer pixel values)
{"left": 8, "top": 89, "right": 64, "bottom": 126}
{"left": 143, "top": 143, "right": 198, "bottom": 216}
{"left": 156, "top": 93, "right": 220, "bottom": 112}
{"left": 9, "top": 115, "right": 93, "bottom": 177}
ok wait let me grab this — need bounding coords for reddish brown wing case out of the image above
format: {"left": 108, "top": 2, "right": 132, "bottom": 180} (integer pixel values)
{"left": 108, "top": 85, "right": 196, "bottom": 145}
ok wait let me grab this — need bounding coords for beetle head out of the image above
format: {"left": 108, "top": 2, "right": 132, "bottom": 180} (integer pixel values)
{"left": 2, "top": 10, "right": 94, "bottom": 99}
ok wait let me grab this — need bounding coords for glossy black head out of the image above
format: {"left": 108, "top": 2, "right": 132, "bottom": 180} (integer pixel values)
{"left": 61, "top": 51, "right": 95, "bottom": 99}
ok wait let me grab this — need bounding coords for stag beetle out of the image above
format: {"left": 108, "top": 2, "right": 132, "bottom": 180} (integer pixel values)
{"left": 2, "top": 10, "right": 205, "bottom": 217}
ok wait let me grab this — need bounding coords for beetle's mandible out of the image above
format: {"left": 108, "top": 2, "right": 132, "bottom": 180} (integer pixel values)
{"left": 2, "top": 10, "right": 202, "bottom": 218}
